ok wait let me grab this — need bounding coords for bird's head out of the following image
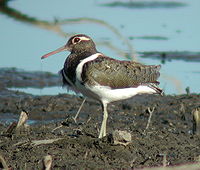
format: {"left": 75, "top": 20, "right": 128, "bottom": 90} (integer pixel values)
{"left": 41, "top": 34, "right": 97, "bottom": 59}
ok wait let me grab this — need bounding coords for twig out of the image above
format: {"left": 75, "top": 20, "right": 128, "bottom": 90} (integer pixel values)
{"left": 51, "top": 125, "right": 63, "bottom": 132}
{"left": 31, "top": 138, "right": 63, "bottom": 146}
{"left": 4, "top": 111, "right": 29, "bottom": 136}
{"left": 162, "top": 153, "right": 168, "bottom": 167}
{"left": 16, "top": 111, "right": 28, "bottom": 128}
{"left": 192, "top": 107, "right": 200, "bottom": 135}
{"left": 0, "top": 154, "right": 9, "bottom": 170}
{"left": 13, "top": 138, "right": 63, "bottom": 147}
{"left": 135, "top": 162, "right": 200, "bottom": 170}
{"left": 143, "top": 107, "right": 155, "bottom": 134}
{"left": 43, "top": 155, "right": 52, "bottom": 170}
{"left": 5, "top": 122, "right": 17, "bottom": 134}
{"left": 86, "top": 116, "right": 91, "bottom": 124}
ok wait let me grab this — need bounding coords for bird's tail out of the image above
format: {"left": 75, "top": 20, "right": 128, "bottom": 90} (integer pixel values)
{"left": 148, "top": 83, "right": 164, "bottom": 96}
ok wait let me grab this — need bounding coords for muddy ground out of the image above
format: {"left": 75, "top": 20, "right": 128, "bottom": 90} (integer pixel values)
{"left": 0, "top": 68, "right": 200, "bottom": 169}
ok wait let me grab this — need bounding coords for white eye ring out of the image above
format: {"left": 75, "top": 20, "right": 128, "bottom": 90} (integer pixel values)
{"left": 73, "top": 37, "right": 81, "bottom": 44}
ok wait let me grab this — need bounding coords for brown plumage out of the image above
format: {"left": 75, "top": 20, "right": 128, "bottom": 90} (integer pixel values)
{"left": 82, "top": 55, "right": 161, "bottom": 89}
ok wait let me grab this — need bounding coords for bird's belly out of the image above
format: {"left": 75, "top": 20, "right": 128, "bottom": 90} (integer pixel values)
{"left": 76, "top": 81, "right": 158, "bottom": 103}
{"left": 75, "top": 81, "right": 101, "bottom": 101}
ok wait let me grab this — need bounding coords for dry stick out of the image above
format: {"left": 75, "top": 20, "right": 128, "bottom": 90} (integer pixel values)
{"left": 13, "top": 138, "right": 63, "bottom": 147}
{"left": 16, "top": 111, "right": 28, "bottom": 128}
{"left": 31, "top": 138, "right": 63, "bottom": 146}
{"left": 51, "top": 124, "right": 63, "bottom": 132}
{"left": 192, "top": 107, "right": 200, "bottom": 135}
{"left": 136, "top": 162, "right": 200, "bottom": 170}
{"left": 143, "top": 107, "right": 155, "bottom": 134}
{"left": 162, "top": 153, "right": 168, "bottom": 167}
{"left": 0, "top": 154, "right": 9, "bottom": 170}
{"left": 86, "top": 116, "right": 92, "bottom": 124}
{"left": 5, "top": 111, "right": 28, "bottom": 135}
{"left": 43, "top": 155, "right": 52, "bottom": 170}
{"left": 73, "top": 98, "right": 86, "bottom": 123}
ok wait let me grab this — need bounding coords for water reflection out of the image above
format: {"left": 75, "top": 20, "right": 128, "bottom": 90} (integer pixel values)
{"left": 101, "top": 1, "right": 187, "bottom": 9}
{"left": 130, "top": 36, "right": 169, "bottom": 41}
{"left": 140, "top": 51, "right": 200, "bottom": 63}
{"left": 0, "top": 0, "right": 135, "bottom": 60}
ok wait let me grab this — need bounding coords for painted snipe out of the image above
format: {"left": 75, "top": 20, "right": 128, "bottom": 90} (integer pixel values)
{"left": 41, "top": 34, "right": 163, "bottom": 138}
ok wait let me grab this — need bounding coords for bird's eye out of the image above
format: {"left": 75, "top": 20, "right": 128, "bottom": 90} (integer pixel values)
{"left": 73, "top": 37, "right": 81, "bottom": 44}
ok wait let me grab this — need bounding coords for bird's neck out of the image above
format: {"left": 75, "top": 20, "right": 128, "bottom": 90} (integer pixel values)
{"left": 63, "top": 50, "right": 98, "bottom": 84}
{"left": 72, "top": 48, "right": 98, "bottom": 56}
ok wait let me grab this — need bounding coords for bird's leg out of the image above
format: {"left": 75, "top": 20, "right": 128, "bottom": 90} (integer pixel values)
{"left": 72, "top": 98, "right": 86, "bottom": 123}
{"left": 98, "top": 102, "right": 108, "bottom": 138}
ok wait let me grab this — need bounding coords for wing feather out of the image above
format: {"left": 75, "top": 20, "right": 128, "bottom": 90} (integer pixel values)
{"left": 82, "top": 56, "right": 161, "bottom": 89}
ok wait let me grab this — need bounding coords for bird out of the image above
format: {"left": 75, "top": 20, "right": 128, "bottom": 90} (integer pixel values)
{"left": 41, "top": 34, "right": 163, "bottom": 138}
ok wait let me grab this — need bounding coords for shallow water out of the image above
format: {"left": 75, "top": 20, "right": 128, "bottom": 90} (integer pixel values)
{"left": 0, "top": 113, "right": 35, "bottom": 125}
{"left": 9, "top": 86, "right": 75, "bottom": 96}
{"left": 0, "top": 112, "right": 64, "bottom": 125}
{"left": 0, "top": 0, "right": 200, "bottom": 94}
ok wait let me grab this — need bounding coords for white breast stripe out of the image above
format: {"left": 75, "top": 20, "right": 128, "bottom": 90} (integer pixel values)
{"left": 76, "top": 53, "right": 101, "bottom": 82}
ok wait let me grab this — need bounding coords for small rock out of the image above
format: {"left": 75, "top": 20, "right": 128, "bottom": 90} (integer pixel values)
{"left": 109, "top": 130, "right": 132, "bottom": 146}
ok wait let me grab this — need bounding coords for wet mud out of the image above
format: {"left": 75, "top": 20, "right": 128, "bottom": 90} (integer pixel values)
{"left": 0, "top": 68, "right": 200, "bottom": 169}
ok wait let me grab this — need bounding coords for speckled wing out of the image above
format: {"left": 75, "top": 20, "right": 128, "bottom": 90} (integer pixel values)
{"left": 81, "top": 55, "right": 162, "bottom": 90}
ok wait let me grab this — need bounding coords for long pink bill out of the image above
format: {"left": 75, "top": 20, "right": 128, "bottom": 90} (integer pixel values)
{"left": 41, "top": 46, "right": 68, "bottom": 59}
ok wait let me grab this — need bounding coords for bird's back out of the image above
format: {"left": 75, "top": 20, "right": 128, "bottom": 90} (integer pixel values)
{"left": 81, "top": 55, "right": 161, "bottom": 90}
